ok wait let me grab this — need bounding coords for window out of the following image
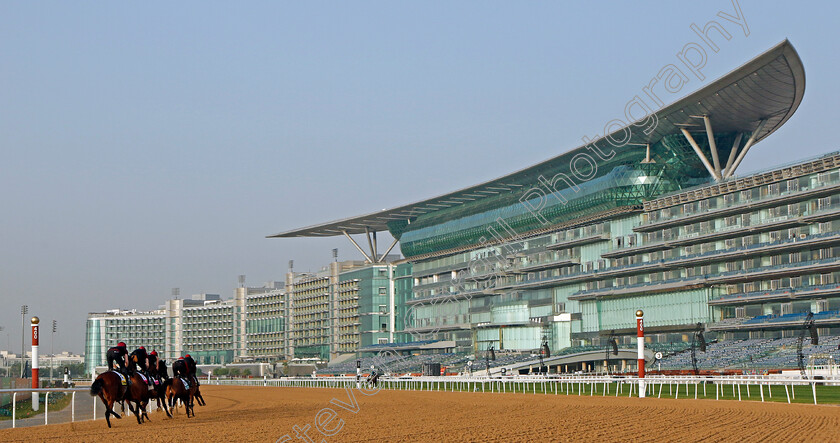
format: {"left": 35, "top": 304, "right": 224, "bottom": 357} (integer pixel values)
{"left": 816, "top": 299, "right": 829, "bottom": 313}
{"left": 740, "top": 190, "right": 752, "bottom": 202}
{"left": 818, "top": 197, "right": 832, "bottom": 210}
{"left": 378, "top": 287, "right": 387, "bottom": 295}
{"left": 724, "top": 193, "right": 735, "bottom": 205}
{"left": 767, "top": 183, "right": 780, "bottom": 195}
{"left": 817, "top": 172, "right": 830, "bottom": 185}
{"left": 819, "top": 221, "right": 833, "bottom": 233}
{"left": 378, "top": 338, "right": 388, "bottom": 345}
{"left": 781, "top": 303, "right": 793, "bottom": 315}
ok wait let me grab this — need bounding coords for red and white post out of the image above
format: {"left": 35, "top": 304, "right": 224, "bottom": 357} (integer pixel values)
{"left": 636, "top": 309, "right": 645, "bottom": 398}
{"left": 31, "top": 316, "right": 40, "bottom": 411}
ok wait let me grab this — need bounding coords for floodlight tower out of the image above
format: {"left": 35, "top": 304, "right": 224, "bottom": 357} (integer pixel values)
{"left": 690, "top": 322, "right": 706, "bottom": 376}
{"left": 51, "top": 320, "right": 57, "bottom": 385}
{"left": 20, "top": 305, "right": 28, "bottom": 377}
{"left": 485, "top": 345, "right": 495, "bottom": 377}
{"left": 797, "top": 312, "right": 818, "bottom": 378}
{"left": 604, "top": 331, "right": 618, "bottom": 375}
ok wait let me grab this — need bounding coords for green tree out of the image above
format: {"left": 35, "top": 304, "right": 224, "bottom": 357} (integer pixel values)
{"left": 214, "top": 367, "right": 229, "bottom": 376}
{"left": 242, "top": 369, "right": 251, "bottom": 376}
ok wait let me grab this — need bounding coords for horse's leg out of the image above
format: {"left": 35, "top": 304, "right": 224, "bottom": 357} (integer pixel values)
{"left": 131, "top": 400, "right": 143, "bottom": 424}
{"left": 141, "top": 399, "right": 151, "bottom": 422}
{"left": 160, "top": 390, "right": 172, "bottom": 418}
{"left": 101, "top": 394, "right": 113, "bottom": 428}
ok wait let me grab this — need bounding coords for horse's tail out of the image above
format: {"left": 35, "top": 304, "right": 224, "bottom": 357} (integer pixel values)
{"left": 162, "top": 378, "right": 173, "bottom": 390}
{"left": 90, "top": 377, "right": 104, "bottom": 397}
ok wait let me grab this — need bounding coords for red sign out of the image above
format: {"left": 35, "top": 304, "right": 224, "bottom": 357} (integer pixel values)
{"left": 32, "top": 325, "right": 39, "bottom": 346}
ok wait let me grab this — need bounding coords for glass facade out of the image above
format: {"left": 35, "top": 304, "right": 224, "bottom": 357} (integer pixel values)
{"left": 400, "top": 152, "right": 840, "bottom": 353}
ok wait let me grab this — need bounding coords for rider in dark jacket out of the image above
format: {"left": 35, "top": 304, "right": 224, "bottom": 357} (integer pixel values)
{"left": 172, "top": 357, "right": 188, "bottom": 378}
{"left": 184, "top": 354, "right": 198, "bottom": 383}
{"left": 106, "top": 342, "right": 128, "bottom": 373}
{"left": 129, "top": 346, "right": 149, "bottom": 373}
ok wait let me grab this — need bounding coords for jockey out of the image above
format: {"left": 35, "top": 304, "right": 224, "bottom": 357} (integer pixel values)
{"left": 183, "top": 354, "right": 198, "bottom": 384}
{"left": 147, "top": 350, "right": 159, "bottom": 377}
{"left": 172, "top": 356, "right": 188, "bottom": 379}
{"left": 129, "top": 346, "right": 149, "bottom": 374}
{"left": 106, "top": 342, "right": 129, "bottom": 373}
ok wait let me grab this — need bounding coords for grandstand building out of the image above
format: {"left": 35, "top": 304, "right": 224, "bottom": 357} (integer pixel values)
{"left": 270, "top": 41, "right": 840, "bottom": 358}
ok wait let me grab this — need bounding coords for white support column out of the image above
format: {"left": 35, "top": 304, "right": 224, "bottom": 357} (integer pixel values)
{"left": 722, "top": 132, "right": 744, "bottom": 178}
{"left": 378, "top": 238, "right": 400, "bottom": 263}
{"left": 680, "top": 128, "right": 721, "bottom": 181}
{"left": 365, "top": 227, "right": 376, "bottom": 261}
{"left": 342, "top": 231, "right": 373, "bottom": 263}
{"left": 372, "top": 231, "right": 378, "bottom": 260}
{"left": 388, "top": 263, "right": 395, "bottom": 343}
{"left": 703, "top": 116, "right": 722, "bottom": 178}
{"left": 725, "top": 120, "right": 768, "bottom": 179}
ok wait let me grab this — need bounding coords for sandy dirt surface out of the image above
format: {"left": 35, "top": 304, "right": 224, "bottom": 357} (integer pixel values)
{"left": 1, "top": 385, "right": 838, "bottom": 442}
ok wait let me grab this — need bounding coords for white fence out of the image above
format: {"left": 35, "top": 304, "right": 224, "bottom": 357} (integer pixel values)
{"left": 208, "top": 374, "right": 840, "bottom": 405}
{"left": 0, "top": 387, "right": 91, "bottom": 429}
{"left": 4, "top": 374, "right": 836, "bottom": 429}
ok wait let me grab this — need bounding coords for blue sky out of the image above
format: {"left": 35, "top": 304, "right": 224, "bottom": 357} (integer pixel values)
{"left": 1, "top": 1, "right": 837, "bottom": 352}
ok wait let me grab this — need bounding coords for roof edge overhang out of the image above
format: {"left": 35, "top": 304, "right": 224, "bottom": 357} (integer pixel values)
{"left": 269, "top": 40, "right": 805, "bottom": 239}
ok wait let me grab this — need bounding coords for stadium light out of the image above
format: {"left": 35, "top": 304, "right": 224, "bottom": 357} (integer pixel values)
{"left": 485, "top": 345, "right": 495, "bottom": 377}
{"left": 798, "top": 312, "right": 818, "bottom": 378}
{"left": 20, "top": 305, "right": 28, "bottom": 377}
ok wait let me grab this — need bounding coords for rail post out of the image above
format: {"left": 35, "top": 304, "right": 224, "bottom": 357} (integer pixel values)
{"left": 636, "top": 310, "right": 645, "bottom": 398}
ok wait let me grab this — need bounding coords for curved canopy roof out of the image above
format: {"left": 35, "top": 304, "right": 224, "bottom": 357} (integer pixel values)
{"left": 270, "top": 40, "right": 804, "bottom": 238}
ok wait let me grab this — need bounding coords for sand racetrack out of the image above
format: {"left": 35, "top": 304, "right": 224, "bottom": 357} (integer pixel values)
{"left": 2, "top": 385, "right": 839, "bottom": 442}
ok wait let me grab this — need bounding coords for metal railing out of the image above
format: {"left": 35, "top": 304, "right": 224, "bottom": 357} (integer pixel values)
{"left": 206, "top": 373, "right": 839, "bottom": 405}
{"left": 0, "top": 387, "right": 91, "bottom": 429}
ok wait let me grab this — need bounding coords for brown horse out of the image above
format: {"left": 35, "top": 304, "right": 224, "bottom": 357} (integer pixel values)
{"left": 90, "top": 371, "right": 128, "bottom": 428}
{"left": 165, "top": 376, "right": 197, "bottom": 418}
{"left": 148, "top": 360, "right": 172, "bottom": 417}
{"left": 124, "top": 372, "right": 155, "bottom": 424}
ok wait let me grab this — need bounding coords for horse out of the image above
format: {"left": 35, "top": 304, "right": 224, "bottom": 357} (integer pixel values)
{"left": 148, "top": 360, "right": 172, "bottom": 417}
{"left": 90, "top": 371, "right": 128, "bottom": 428}
{"left": 124, "top": 371, "right": 156, "bottom": 424}
{"left": 165, "top": 376, "right": 197, "bottom": 418}
{"left": 193, "top": 375, "right": 206, "bottom": 406}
